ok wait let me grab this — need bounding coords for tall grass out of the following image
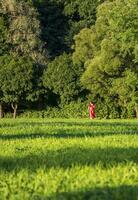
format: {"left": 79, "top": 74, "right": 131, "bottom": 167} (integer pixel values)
{"left": 0, "top": 118, "right": 138, "bottom": 199}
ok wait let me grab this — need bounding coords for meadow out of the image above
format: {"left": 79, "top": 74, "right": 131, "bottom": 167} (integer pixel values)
{"left": 0, "top": 118, "right": 138, "bottom": 200}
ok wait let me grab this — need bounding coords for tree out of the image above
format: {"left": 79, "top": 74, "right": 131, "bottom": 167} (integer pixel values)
{"left": 72, "top": 27, "right": 98, "bottom": 68}
{"left": 0, "top": 14, "right": 8, "bottom": 118}
{"left": 31, "top": 0, "right": 104, "bottom": 57}
{"left": 1, "top": 0, "right": 47, "bottom": 62}
{"left": 111, "top": 70, "right": 138, "bottom": 118}
{"left": 0, "top": 55, "right": 33, "bottom": 118}
{"left": 63, "top": 0, "right": 105, "bottom": 47}
{"left": 32, "top": 0, "right": 69, "bottom": 57}
{"left": 0, "top": 0, "right": 47, "bottom": 117}
{"left": 43, "top": 53, "right": 81, "bottom": 105}
{"left": 73, "top": 0, "right": 138, "bottom": 117}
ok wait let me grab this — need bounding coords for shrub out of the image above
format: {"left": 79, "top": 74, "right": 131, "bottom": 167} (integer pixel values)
{"left": 3, "top": 101, "right": 136, "bottom": 119}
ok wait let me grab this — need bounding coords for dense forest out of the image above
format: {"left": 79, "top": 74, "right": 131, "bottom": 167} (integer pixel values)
{"left": 0, "top": 0, "right": 138, "bottom": 118}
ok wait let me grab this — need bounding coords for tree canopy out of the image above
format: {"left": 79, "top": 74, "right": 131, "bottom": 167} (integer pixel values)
{"left": 0, "top": 0, "right": 138, "bottom": 118}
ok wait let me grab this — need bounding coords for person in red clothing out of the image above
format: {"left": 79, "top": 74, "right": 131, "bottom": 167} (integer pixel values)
{"left": 89, "top": 102, "right": 95, "bottom": 119}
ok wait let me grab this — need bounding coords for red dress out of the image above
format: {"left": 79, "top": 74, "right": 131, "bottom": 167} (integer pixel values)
{"left": 89, "top": 103, "right": 95, "bottom": 119}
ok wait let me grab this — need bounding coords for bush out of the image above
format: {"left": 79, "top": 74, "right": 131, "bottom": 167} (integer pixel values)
{"left": 18, "top": 101, "right": 89, "bottom": 119}
{"left": 3, "top": 101, "right": 136, "bottom": 119}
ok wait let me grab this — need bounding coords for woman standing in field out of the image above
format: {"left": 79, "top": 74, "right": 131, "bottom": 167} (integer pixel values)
{"left": 89, "top": 102, "right": 95, "bottom": 119}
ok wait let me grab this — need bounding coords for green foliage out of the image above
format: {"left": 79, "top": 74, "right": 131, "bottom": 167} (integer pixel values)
{"left": 0, "top": 0, "right": 138, "bottom": 119}
{"left": 0, "top": 0, "right": 46, "bottom": 63}
{"left": 32, "top": 0, "right": 70, "bottom": 56}
{"left": 112, "top": 70, "right": 138, "bottom": 108}
{"left": 32, "top": 0, "right": 104, "bottom": 56}
{"left": 63, "top": 0, "right": 104, "bottom": 25}
{"left": 43, "top": 53, "right": 81, "bottom": 104}
{"left": 0, "top": 55, "right": 33, "bottom": 104}
{"left": 72, "top": 28, "right": 97, "bottom": 67}
{"left": 0, "top": 16, "right": 8, "bottom": 55}
{"left": 74, "top": 0, "right": 138, "bottom": 117}
{"left": 0, "top": 0, "right": 47, "bottom": 114}
{"left": 63, "top": 0, "right": 105, "bottom": 47}
{"left": 20, "top": 101, "right": 88, "bottom": 118}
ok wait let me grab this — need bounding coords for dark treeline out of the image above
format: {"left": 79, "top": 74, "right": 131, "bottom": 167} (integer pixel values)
{"left": 0, "top": 0, "right": 138, "bottom": 119}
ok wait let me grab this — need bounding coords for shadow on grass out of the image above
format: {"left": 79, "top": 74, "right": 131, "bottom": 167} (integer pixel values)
{"left": 46, "top": 185, "right": 138, "bottom": 200}
{"left": 0, "top": 121, "right": 138, "bottom": 129}
{"left": 0, "top": 126, "right": 138, "bottom": 140}
{"left": 0, "top": 147, "right": 137, "bottom": 171}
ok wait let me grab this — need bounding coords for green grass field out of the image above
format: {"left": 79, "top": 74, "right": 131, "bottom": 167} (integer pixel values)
{"left": 0, "top": 118, "right": 138, "bottom": 200}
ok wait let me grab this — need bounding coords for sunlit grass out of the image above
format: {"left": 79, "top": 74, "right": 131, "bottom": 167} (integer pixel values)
{"left": 0, "top": 118, "right": 138, "bottom": 199}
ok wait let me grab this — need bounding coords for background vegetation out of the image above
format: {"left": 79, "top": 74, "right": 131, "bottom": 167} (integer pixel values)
{"left": 0, "top": 0, "right": 138, "bottom": 118}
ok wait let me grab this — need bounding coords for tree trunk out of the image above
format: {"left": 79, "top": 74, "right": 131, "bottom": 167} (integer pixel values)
{"left": 0, "top": 102, "right": 3, "bottom": 119}
{"left": 11, "top": 103, "right": 18, "bottom": 119}
{"left": 135, "top": 107, "right": 138, "bottom": 119}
